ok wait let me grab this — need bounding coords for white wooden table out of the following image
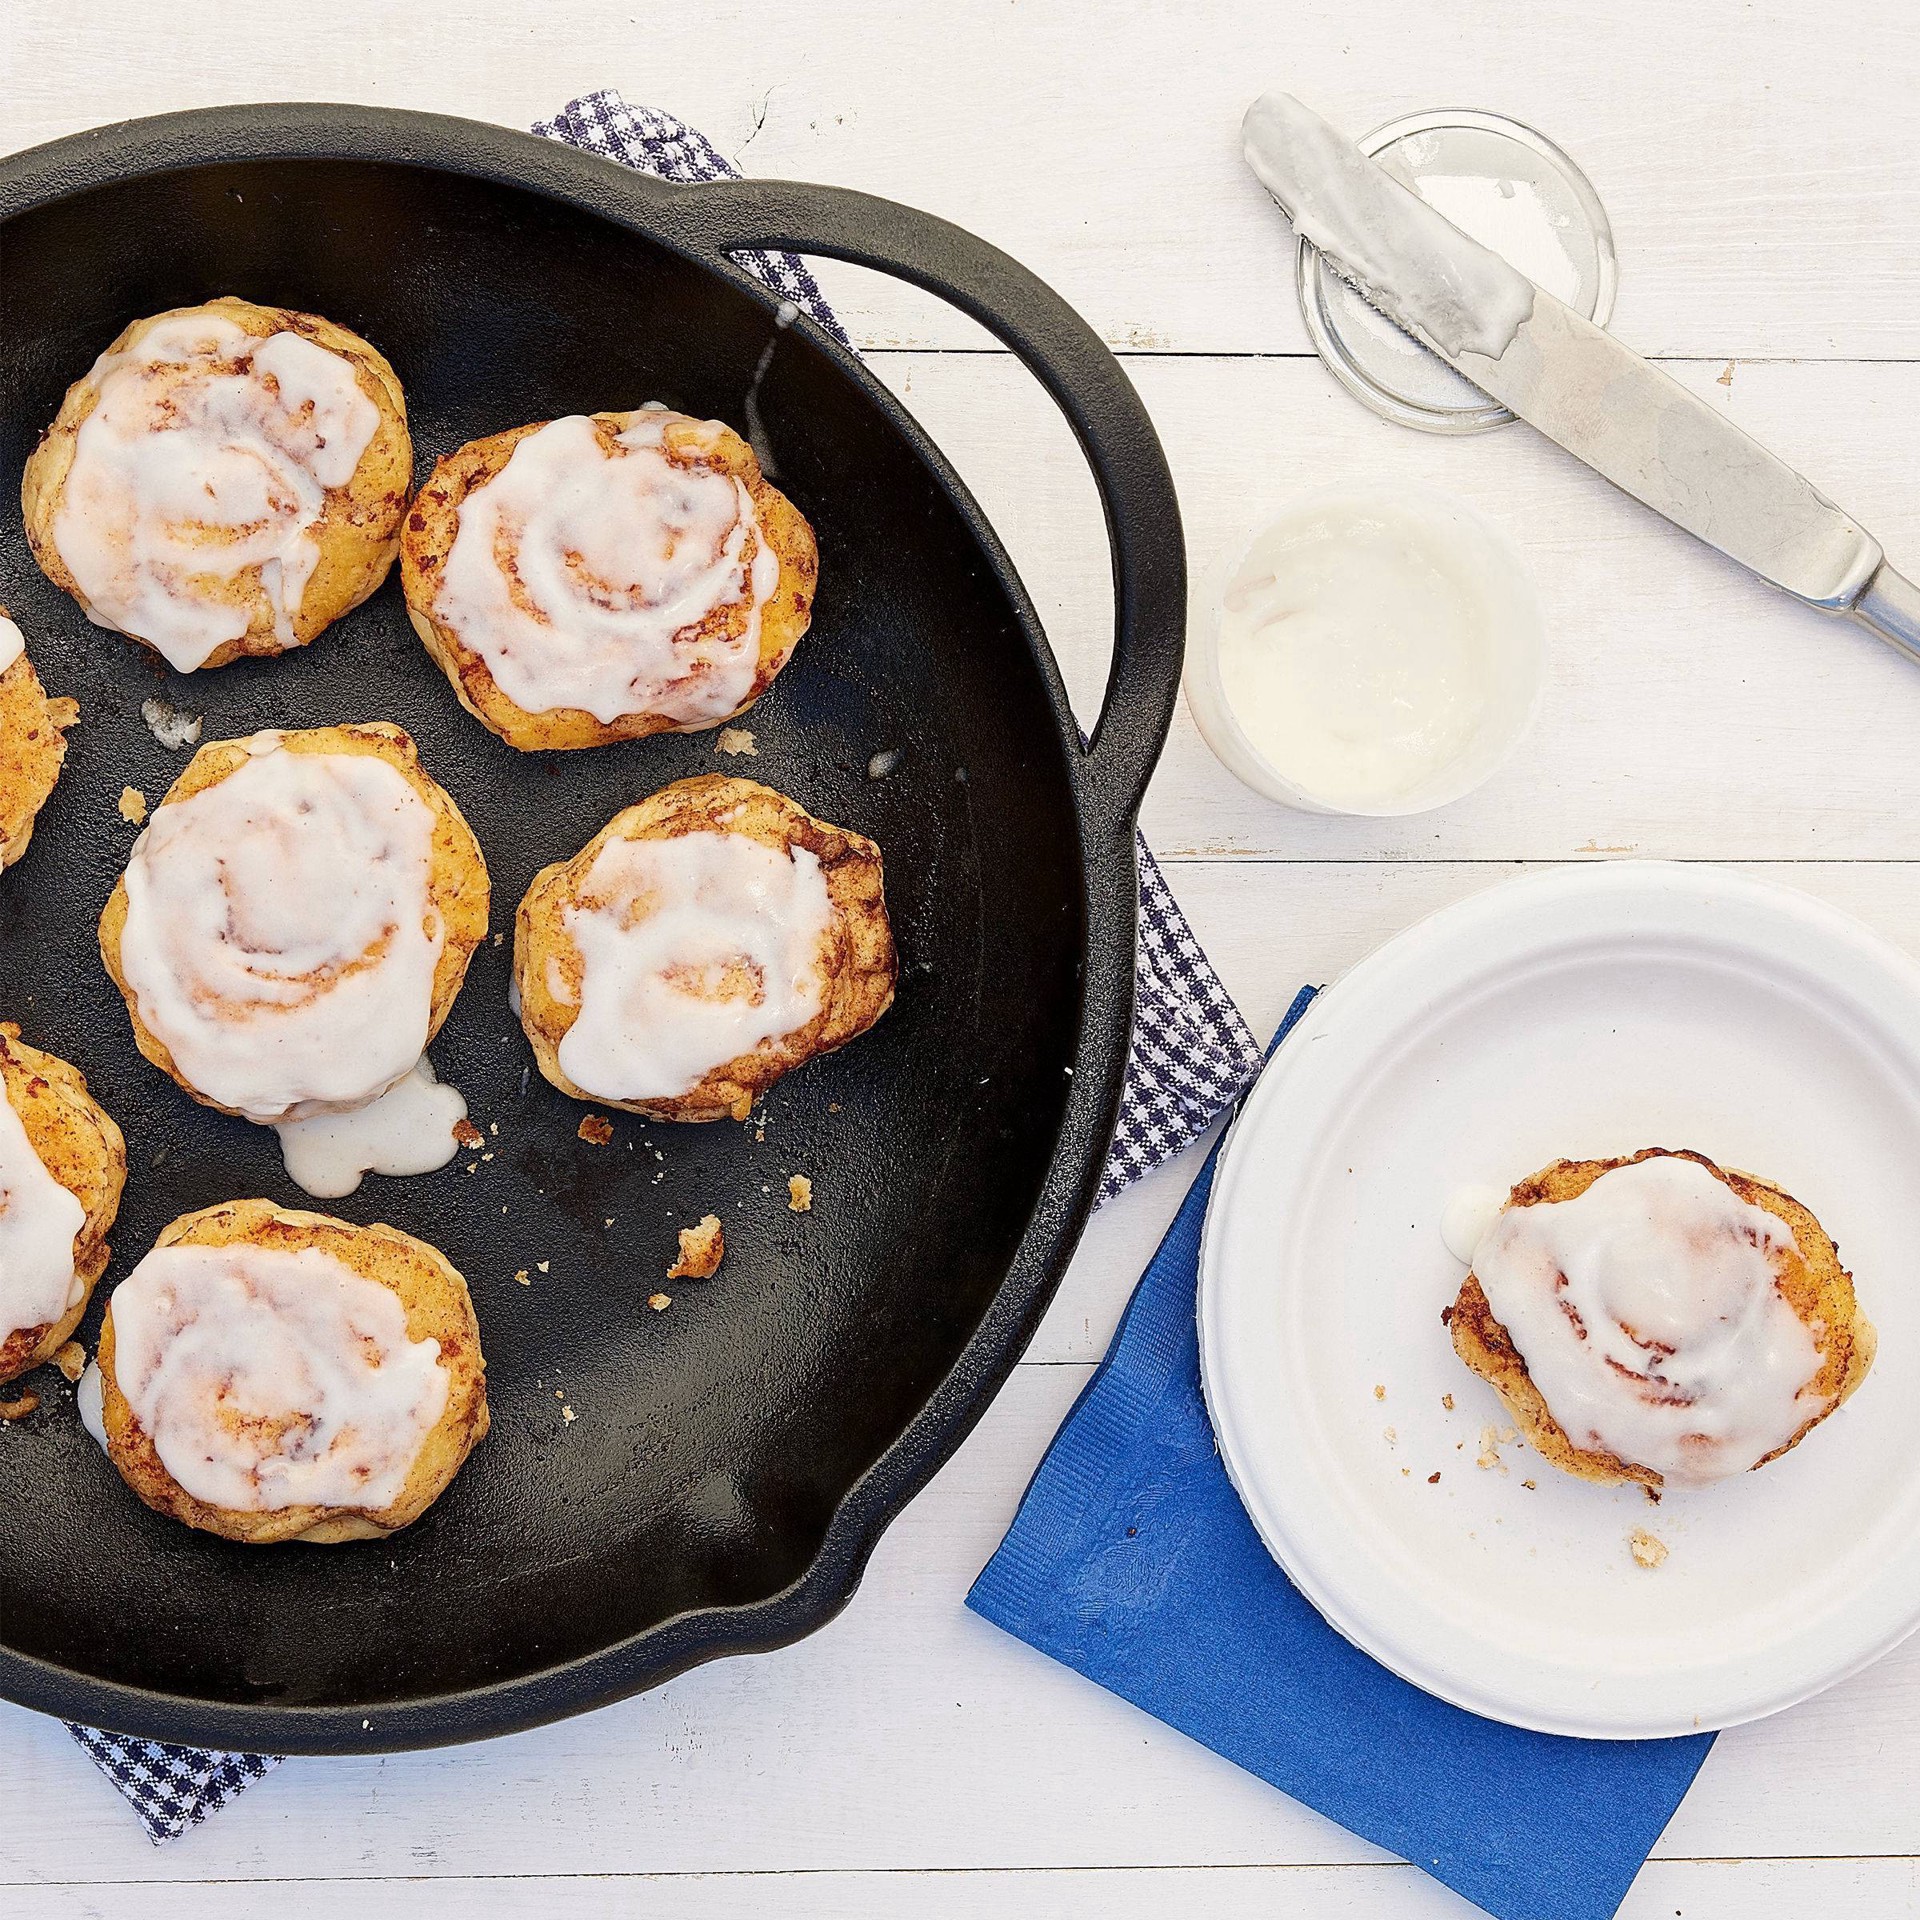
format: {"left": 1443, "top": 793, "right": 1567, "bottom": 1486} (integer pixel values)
{"left": 7, "top": 3, "right": 1920, "bottom": 1913}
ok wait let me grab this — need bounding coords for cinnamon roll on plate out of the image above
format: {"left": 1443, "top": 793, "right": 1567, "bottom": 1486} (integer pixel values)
{"left": 1448, "top": 1148, "right": 1875, "bottom": 1489}
{"left": 98, "top": 723, "right": 488, "bottom": 1128}
{"left": 92, "top": 1199, "right": 487, "bottom": 1544}
{"left": 22, "top": 297, "right": 411, "bottom": 672}
{"left": 0, "top": 1025, "right": 125, "bottom": 1386}
{"left": 0, "top": 605, "right": 78, "bottom": 870}
{"left": 514, "top": 775, "right": 894, "bottom": 1122}
{"left": 400, "top": 408, "right": 817, "bottom": 751}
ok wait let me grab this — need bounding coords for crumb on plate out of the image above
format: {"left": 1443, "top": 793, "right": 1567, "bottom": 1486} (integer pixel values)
{"left": 1628, "top": 1526, "right": 1669, "bottom": 1570}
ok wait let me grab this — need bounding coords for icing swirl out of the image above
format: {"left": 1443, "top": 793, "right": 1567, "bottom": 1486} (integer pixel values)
{"left": 557, "top": 829, "right": 833, "bottom": 1101}
{"left": 434, "top": 412, "right": 780, "bottom": 725}
{"left": 117, "top": 737, "right": 444, "bottom": 1124}
{"left": 1473, "top": 1155, "right": 1826, "bottom": 1484}
{"left": 50, "top": 312, "right": 380, "bottom": 671}
{"left": 109, "top": 1241, "right": 448, "bottom": 1513}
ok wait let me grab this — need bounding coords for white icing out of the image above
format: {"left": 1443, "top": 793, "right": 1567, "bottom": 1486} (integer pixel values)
{"left": 1242, "top": 93, "right": 1539, "bottom": 365}
{"left": 0, "top": 1084, "right": 86, "bottom": 1345}
{"left": 1216, "top": 494, "right": 1528, "bottom": 810}
{"left": 275, "top": 1057, "right": 467, "bottom": 1199}
{"left": 434, "top": 412, "right": 781, "bottom": 726}
{"left": 109, "top": 1240, "right": 449, "bottom": 1513}
{"left": 1472, "top": 1156, "right": 1827, "bottom": 1484}
{"left": 557, "top": 829, "right": 833, "bottom": 1102}
{"left": 76, "top": 1358, "right": 107, "bottom": 1451}
{"left": 1440, "top": 1183, "right": 1510, "bottom": 1265}
{"left": 50, "top": 311, "right": 381, "bottom": 671}
{"left": 0, "top": 616, "right": 24, "bottom": 677}
{"left": 117, "top": 739, "right": 444, "bottom": 1124}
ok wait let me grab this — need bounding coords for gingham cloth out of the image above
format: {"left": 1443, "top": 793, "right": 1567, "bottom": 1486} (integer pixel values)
{"left": 69, "top": 91, "right": 1264, "bottom": 1843}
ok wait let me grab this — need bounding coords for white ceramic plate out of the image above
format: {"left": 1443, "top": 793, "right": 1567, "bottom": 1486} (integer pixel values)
{"left": 1198, "top": 862, "right": 1920, "bottom": 1738}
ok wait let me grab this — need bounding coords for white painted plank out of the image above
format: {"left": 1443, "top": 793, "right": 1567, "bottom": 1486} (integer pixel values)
{"left": 10, "top": 1344, "right": 1920, "bottom": 1886}
{"left": 863, "top": 350, "right": 1920, "bottom": 862}
{"left": 10, "top": 1858, "right": 1917, "bottom": 1920}
{"left": 5, "top": 0, "right": 1920, "bottom": 358}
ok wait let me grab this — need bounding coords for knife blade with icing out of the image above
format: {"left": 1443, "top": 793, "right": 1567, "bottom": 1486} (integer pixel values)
{"left": 1243, "top": 93, "right": 1920, "bottom": 662}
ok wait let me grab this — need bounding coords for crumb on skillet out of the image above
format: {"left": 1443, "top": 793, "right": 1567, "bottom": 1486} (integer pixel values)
{"left": 577, "top": 1114, "right": 614, "bottom": 1146}
{"left": 453, "top": 1118, "right": 484, "bottom": 1149}
{"left": 716, "top": 726, "right": 758, "bottom": 756}
{"left": 668, "top": 1215, "right": 724, "bottom": 1280}
{"left": 788, "top": 1174, "right": 813, "bottom": 1212}
{"left": 0, "top": 1389, "right": 39, "bottom": 1421}
{"left": 51, "top": 1342, "right": 86, "bottom": 1383}
{"left": 648, "top": 1292, "right": 672, "bottom": 1312}
{"left": 117, "top": 786, "right": 147, "bottom": 825}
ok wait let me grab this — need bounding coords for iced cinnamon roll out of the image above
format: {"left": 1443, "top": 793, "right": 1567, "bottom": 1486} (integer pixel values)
{"left": 22, "top": 297, "right": 411, "bottom": 672}
{"left": 0, "top": 607, "right": 79, "bottom": 870}
{"left": 1448, "top": 1149, "right": 1875, "bottom": 1488}
{"left": 515, "top": 775, "right": 894, "bottom": 1122}
{"left": 0, "top": 1025, "right": 125, "bottom": 1385}
{"left": 94, "top": 1199, "right": 488, "bottom": 1543}
{"left": 400, "top": 408, "right": 817, "bottom": 751}
{"left": 99, "top": 723, "right": 488, "bottom": 1126}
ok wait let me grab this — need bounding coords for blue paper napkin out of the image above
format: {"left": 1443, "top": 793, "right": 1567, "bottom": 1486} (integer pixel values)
{"left": 968, "top": 988, "right": 1715, "bottom": 1920}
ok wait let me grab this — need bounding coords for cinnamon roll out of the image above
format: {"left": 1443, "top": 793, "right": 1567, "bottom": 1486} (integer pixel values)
{"left": 22, "top": 297, "right": 411, "bottom": 672}
{"left": 94, "top": 1198, "right": 488, "bottom": 1544}
{"left": 400, "top": 408, "right": 817, "bottom": 751}
{"left": 514, "top": 775, "right": 894, "bottom": 1122}
{"left": 99, "top": 723, "right": 489, "bottom": 1126}
{"left": 1448, "top": 1148, "right": 1875, "bottom": 1488}
{"left": 0, "top": 1025, "right": 125, "bottom": 1386}
{"left": 0, "top": 606, "right": 79, "bottom": 870}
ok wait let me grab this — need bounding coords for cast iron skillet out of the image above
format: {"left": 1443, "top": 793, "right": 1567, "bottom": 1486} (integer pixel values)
{"left": 0, "top": 104, "right": 1183, "bottom": 1752}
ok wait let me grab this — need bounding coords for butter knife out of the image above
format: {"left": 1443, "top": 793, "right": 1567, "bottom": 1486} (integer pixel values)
{"left": 1243, "top": 93, "right": 1920, "bottom": 662}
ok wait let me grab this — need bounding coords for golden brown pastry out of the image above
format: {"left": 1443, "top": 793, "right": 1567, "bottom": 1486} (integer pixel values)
{"left": 515, "top": 774, "right": 894, "bottom": 1121}
{"left": 0, "top": 1026, "right": 125, "bottom": 1385}
{"left": 1448, "top": 1148, "right": 1874, "bottom": 1489}
{"left": 96, "top": 1198, "right": 488, "bottom": 1544}
{"left": 22, "top": 297, "right": 411, "bottom": 672}
{"left": 400, "top": 408, "right": 816, "bottom": 750}
{"left": 0, "top": 606, "right": 78, "bottom": 870}
{"left": 99, "top": 722, "right": 488, "bottom": 1126}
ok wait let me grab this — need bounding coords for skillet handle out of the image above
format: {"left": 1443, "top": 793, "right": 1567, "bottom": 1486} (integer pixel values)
{"left": 654, "top": 179, "right": 1186, "bottom": 841}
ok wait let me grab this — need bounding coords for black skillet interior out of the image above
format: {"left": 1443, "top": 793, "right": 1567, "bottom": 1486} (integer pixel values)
{"left": 0, "top": 113, "right": 1183, "bottom": 1750}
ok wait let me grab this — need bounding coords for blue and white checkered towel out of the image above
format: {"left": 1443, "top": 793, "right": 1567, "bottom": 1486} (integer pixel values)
{"left": 69, "top": 90, "right": 1262, "bottom": 1841}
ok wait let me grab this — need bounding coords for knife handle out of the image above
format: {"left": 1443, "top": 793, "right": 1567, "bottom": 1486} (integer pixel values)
{"left": 1851, "top": 563, "right": 1920, "bottom": 666}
